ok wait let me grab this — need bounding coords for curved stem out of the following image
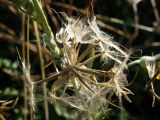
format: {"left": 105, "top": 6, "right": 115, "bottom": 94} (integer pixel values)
{"left": 32, "top": 0, "right": 60, "bottom": 56}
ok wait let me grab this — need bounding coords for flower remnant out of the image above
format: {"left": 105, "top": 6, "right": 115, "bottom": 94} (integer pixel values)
{"left": 34, "top": 14, "right": 132, "bottom": 118}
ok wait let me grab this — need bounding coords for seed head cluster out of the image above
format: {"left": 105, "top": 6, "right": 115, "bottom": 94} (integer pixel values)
{"left": 53, "top": 14, "right": 132, "bottom": 113}
{"left": 23, "top": 14, "right": 133, "bottom": 117}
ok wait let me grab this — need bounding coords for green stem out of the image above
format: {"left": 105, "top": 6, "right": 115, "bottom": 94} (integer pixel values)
{"left": 32, "top": 0, "right": 60, "bottom": 56}
{"left": 33, "top": 21, "right": 49, "bottom": 120}
{"left": 0, "top": 114, "right": 6, "bottom": 120}
{"left": 127, "top": 54, "right": 160, "bottom": 68}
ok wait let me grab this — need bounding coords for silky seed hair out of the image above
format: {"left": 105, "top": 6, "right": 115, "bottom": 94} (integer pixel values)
{"left": 22, "top": 13, "right": 132, "bottom": 117}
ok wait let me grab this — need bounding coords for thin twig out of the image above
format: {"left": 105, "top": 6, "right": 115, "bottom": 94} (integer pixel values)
{"left": 151, "top": 83, "right": 155, "bottom": 107}
{"left": 27, "top": 16, "right": 30, "bottom": 69}
{"left": 87, "top": 0, "right": 96, "bottom": 19}
{"left": 97, "top": 20, "right": 129, "bottom": 39}
{"left": 150, "top": 0, "right": 160, "bottom": 23}
{"left": 96, "top": 15, "right": 154, "bottom": 33}
{"left": 21, "top": 13, "right": 26, "bottom": 62}
{"left": 74, "top": 69, "right": 113, "bottom": 87}
{"left": 21, "top": 13, "right": 28, "bottom": 120}
{"left": 46, "top": 4, "right": 60, "bottom": 30}
{"left": 52, "top": 2, "right": 154, "bottom": 33}
{"left": 52, "top": 2, "right": 86, "bottom": 14}
{"left": 33, "top": 70, "right": 66, "bottom": 85}
{"left": 79, "top": 52, "right": 104, "bottom": 66}
{"left": 33, "top": 21, "right": 49, "bottom": 120}
{"left": 0, "top": 23, "right": 15, "bottom": 35}
{"left": 68, "top": 0, "right": 73, "bottom": 16}
{"left": 147, "top": 70, "right": 160, "bottom": 88}
{"left": 128, "top": 1, "right": 139, "bottom": 44}
{"left": 75, "top": 66, "right": 114, "bottom": 78}
{"left": 0, "top": 32, "right": 52, "bottom": 59}
{"left": 77, "top": 44, "right": 95, "bottom": 62}
{"left": 149, "top": 87, "right": 160, "bottom": 102}
{"left": 73, "top": 69, "right": 94, "bottom": 92}
{"left": 26, "top": 15, "right": 33, "bottom": 120}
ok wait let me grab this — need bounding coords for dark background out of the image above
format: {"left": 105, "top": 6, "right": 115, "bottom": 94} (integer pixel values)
{"left": 0, "top": 0, "right": 160, "bottom": 119}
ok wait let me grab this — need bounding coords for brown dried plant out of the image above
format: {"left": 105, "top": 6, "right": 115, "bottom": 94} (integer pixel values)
{"left": 20, "top": 13, "right": 133, "bottom": 118}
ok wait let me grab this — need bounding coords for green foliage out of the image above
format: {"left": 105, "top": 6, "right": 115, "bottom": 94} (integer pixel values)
{"left": 53, "top": 102, "right": 78, "bottom": 119}
{"left": 0, "top": 114, "right": 6, "bottom": 120}
{"left": 0, "top": 58, "right": 19, "bottom": 76}
{"left": 9, "top": 0, "right": 35, "bottom": 17}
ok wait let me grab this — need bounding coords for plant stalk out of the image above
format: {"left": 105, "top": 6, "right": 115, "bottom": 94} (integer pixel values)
{"left": 32, "top": 0, "right": 60, "bottom": 56}
{"left": 33, "top": 21, "right": 49, "bottom": 120}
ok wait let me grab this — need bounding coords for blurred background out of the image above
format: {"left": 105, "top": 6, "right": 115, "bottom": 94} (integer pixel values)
{"left": 0, "top": 0, "right": 160, "bottom": 119}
